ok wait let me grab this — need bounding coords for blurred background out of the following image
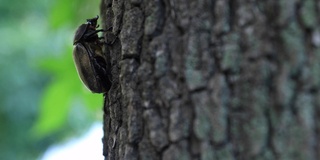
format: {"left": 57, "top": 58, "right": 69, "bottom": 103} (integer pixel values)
{"left": 0, "top": 0, "right": 105, "bottom": 159}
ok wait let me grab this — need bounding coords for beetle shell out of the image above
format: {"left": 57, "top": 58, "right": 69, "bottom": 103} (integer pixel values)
{"left": 72, "top": 15, "right": 111, "bottom": 93}
{"left": 73, "top": 24, "right": 89, "bottom": 44}
{"left": 73, "top": 42, "right": 110, "bottom": 93}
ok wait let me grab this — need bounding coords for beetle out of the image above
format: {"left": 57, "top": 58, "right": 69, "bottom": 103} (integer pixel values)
{"left": 73, "top": 15, "right": 112, "bottom": 93}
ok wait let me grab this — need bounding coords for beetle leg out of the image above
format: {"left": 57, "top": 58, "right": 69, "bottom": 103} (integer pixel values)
{"left": 84, "top": 29, "right": 104, "bottom": 40}
{"left": 86, "top": 50, "right": 111, "bottom": 91}
{"left": 87, "top": 49, "right": 112, "bottom": 91}
{"left": 93, "top": 58, "right": 112, "bottom": 91}
{"left": 106, "top": 26, "right": 113, "bottom": 31}
{"left": 98, "top": 26, "right": 112, "bottom": 33}
{"left": 104, "top": 35, "right": 117, "bottom": 45}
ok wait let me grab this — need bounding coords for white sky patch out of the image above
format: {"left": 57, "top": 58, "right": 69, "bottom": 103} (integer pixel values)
{"left": 40, "top": 122, "right": 104, "bottom": 160}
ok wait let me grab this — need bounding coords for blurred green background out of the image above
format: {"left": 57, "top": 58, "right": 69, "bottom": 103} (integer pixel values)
{"left": 0, "top": 0, "right": 104, "bottom": 159}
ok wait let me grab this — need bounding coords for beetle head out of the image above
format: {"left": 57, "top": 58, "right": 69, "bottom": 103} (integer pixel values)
{"left": 86, "top": 15, "right": 99, "bottom": 29}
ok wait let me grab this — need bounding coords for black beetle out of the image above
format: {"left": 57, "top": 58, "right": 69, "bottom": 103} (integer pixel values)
{"left": 73, "top": 15, "right": 111, "bottom": 93}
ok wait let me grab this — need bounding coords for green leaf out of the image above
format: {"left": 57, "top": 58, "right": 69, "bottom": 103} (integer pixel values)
{"left": 33, "top": 77, "right": 75, "bottom": 137}
{"left": 49, "top": 0, "right": 100, "bottom": 29}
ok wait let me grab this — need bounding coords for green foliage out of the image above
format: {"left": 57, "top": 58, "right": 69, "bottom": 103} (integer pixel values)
{"left": 49, "top": 0, "right": 100, "bottom": 29}
{"left": 0, "top": 52, "right": 48, "bottom": 160}
{"left": 0, "top": 0, "right": 103, "bottom": 159}
{"left": 33, "top": 46, "right": 103, "bottom": 137}
{"left": 32, "top": 0, "right": 104, "bottom": 137}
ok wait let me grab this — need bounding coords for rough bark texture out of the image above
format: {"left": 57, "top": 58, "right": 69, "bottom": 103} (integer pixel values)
{"left": 100, "top": 0, "right": 320, "bottom": 160}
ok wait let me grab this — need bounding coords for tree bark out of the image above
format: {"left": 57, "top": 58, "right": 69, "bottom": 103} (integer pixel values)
{"left": 100, "top": 0, "right": 320, "bottom": 159}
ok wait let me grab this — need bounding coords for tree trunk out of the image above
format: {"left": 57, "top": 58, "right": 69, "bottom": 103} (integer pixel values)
{"left": 100, "top": 0, "right": 320, "bottom": 159}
